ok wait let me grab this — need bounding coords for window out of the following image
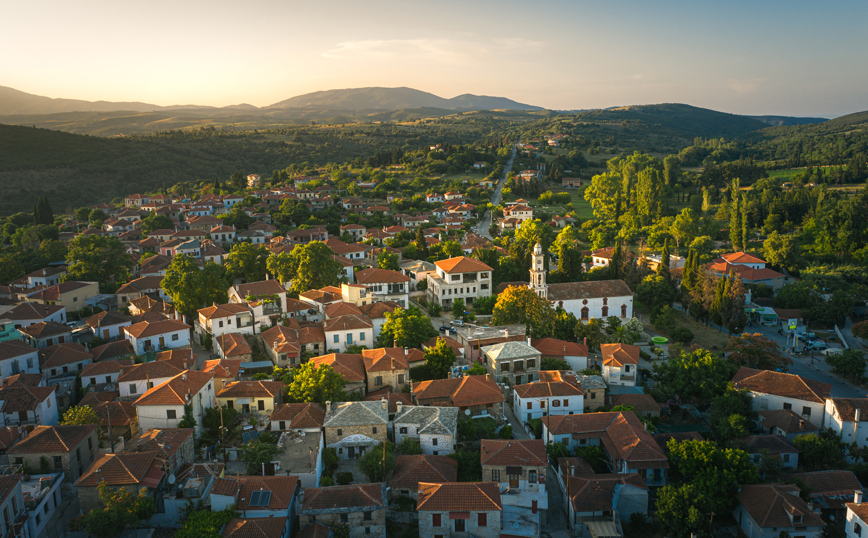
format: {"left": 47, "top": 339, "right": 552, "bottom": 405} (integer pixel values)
{"left": 54, "top": 456, "right": 63, "bottom": 469}
{"left": 563, "top": 399, "right": 569, "bottom": 406}
{"left": 372, "top": 427, "right": 378, "bottom": 434}
{"left": 529, "top": 470, "right": 537, "bottom": 483}
{"left": 340, "top": 514, "right": 348, "bottom": 523}
{"left": 855, "top": 522, "right": 862, "bottom": 536}
{"left": 501, "top": 363, "right": 509, "bottom": 372}
{"left": 802, "top": 406, "right": 811, "bottom": 416}
{"left": 375, "top": 376, "right": 383, "bottom": 386}
{"left": 540, "top": 400, "right": 546, "bottom": 408}
{"left": 433, "top": 438, "right": 438, "bottom": 446}
{"left": 552, "top": 400, "right": 560, "bottom": 407}
{"left": 601, "top": 306, "right": 609, "bottom": 317}
{"left": 492, "top": 470, "right": 501, "bottom": 482}
{"left": 309, "top": 516, "right": 316, "bottom": 524}
{"left": 783, "top": 454, "right": 790, "bottom": 463}
{"left": 432, "top": 514, "right": 442, "bottom": 527}
{"left": 364, "top": 511, "right": 372, "bottom": 521}
{"left": 333, "top": 335, "right": 339, "bottom": 343}
{"left": 398, "top": 374, "right": 405, "bottom": 384}
{"left": 337, "top": 429, "right": 342, "bottom": 436}
{"left": 591, "top": 392, "right": 596, "bottom": 399}
{"left": 621, "top": 304, "right": 627, "bottom": 318}
{"left": 400, "top": 427, "right": 407, "bottom": 434}
{"left": 258, "top": 400, "right": 265, "bottom": 411}
{"left": 783, "top": 403, "right": 792, "bottom": 410}
{"left": 527, "top": 402, "right": 532, "bottom": 410}
{"left": 527, "top": 359, "right": 535, "bottom": 368}
{"left": 167, "top": 410, "right": 177, "bottom": 419}
{"left": 478, "top": 513, "right": 487, "bottom": 527}
{"left": 218, "top": 321, "right": 224, "bottom": 328}
{"left": 360, "top": 332, "right": 365, "bottom": 341}
{"left": 88, "top": 438, "right": 93, "bottom": 450}
{"left": 581, "top": 307, "right": 589, "bottom": 320}
{"left": 105, "top": 376, "right": 111, "bottom": 384}
{"left": 172, "top": 333, "right": 179, "bottom": 341}
{"left": 347, "top": 333, "right": 353, "bottom": 344}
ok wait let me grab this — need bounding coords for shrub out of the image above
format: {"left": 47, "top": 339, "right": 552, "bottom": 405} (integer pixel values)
{"left": 336, "top": 472, "right": 354, "bottom": 485}
{"left": 428, "top": 303, "right": 442, "bottom": 317}
{"left": 670, "top": 326, "right": 695, "bottom": 345}
{"left": 498, "top": 425, "right": 513, "bottom": 439}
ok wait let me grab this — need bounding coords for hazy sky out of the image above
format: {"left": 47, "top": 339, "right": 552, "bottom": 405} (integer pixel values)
{"left": 4, "top": 0, "right": 866, "bottom": 117}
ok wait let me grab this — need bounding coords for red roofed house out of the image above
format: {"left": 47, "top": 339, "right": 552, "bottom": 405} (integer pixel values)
{"left": 825, "top": 398, "right": 868, "bottom": 447}
{"left": 195, "top": 303, "right": 255, "bottom": 341}
{"left": 0, "top": 379, "right": 59, "bottom": 427}
{"left": 563, "top": 470, "right": 648, "bottom": 530}
{"left": 310, "top": 354, "right": 367, "bottom": 395}
{"left": 215, "top": 333, "right": 253, "bottom": 361}
{"left": 270, "top": 403, "right": 324, "bottom": 433}
{"left": 354, "top": 268, "right": 410, "bottom": 308}
{"left": 223, "top": 517, "right": 288, "bottom": 538}
{"left": 300, "top": 483, "right": 386, "bottom": 538}
{"left": 228, "top": 280, "right": 289, "bottom": 328}
{"left": 733, "top": 367, "right": 831, "bottom": 428}
{"left": 216, "top": 381, "right": 284, "bottom": 415}
{"left": 361, "top": 348, "right": 409, "bottom": 392}
{"left": 124, "top": 319, "right": 191, "bottom": 355}
{"left": 412, "top": 375, "right": 504, "bottom": 418}
{"left": 81, "top": 359, "right": 133, "bottom": 390}
{"left": 481, "top": 439, "right": 547, "bottom": 521}
{"left": 323, "top": 315, "right": 373, "bottom": 354}
{"left": 8, "top": 424, "right": 98, "bottom": 482}
{"left": 513, "top": 380, "right": 584, "bottom": 422}
{"left": 531, "top": 338, "right": 589, "bottom": 372}
{"left": 426, "top": 256, "right": 493, "bottom": 308}
{"left": 417, "top": 482, "right": 501, "bottom": 538}
{"left": 134, "top": 371, "right": 216, "bottom": 434}
{"left": 390, "top": 455, "right": 457, "bottom": 500}
{"left": 600, "top": 343, "right": 640, "bottom": 387}
{"left": 735, "top": 483, "right": 824, "bottom": 538}
{"left": 261, "top": 322, "right": 327, "bottom": 368}
{"left": 117, "top": 360, "right": 184, "bottom": 400}
{"left": 24, "top": 281, "right": 99, "bottom": 313}
{"left": 0, "top": 340, "right": 40, "bottom": 378}
{"left": 75, "top": 451, "right": 165, "bottom": 513}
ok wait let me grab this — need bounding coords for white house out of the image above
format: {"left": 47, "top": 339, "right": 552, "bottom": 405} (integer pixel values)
{"left": 117, "top": 361, "right": 184, "bottom": 400}
{"left": 195, "top": 303, "right": 255, "bottom": 341}
{"left": 6, "top": 303, "right": 66, "bottom": 329}
{"left": 0, "top": 380, "right": 59, "bottom": 427}
{"left": 547, "top": 280, "right": 634, "bottom": 323}
{"left": 134, "top": 370, "right": 215, "bottom": 433}
{"left": 228, "top": 280, "right": 288, "bottom": 328}
{"left": 354, "top": 268, "right": 410, "bottom": 308}
{"left": 80, "top": 359, "right": 133, "bottom": 390}
{"left": 826, "top": 398, "right": 868, "bottom": 447}
{"left": 600, "top": 343, "right": 640, "bottom": 387}
{"left": 210, "top": 225, "right": 237, "bottom": 244}
{"left": 393, "top": 404, "right": 458, "bottom": 456}
{"left": 323, "top": 315, "right": 374, "bottom": 353}
{"left": 735, "top": 484, "right": 824, "bottom": 538}
{"left": 733, "top": 367, "right": 831, "bottom": 428}
{"left": 531, "top": 338, "right": 588, "bottom": 372}
{"left": 0, "top": 340, "right": 40, "bottom": 378}
{"left": 426, "top": 256, "right": 493, "bottom": 308}
{"left": 84, "top": 310, "right": 132, "bottom": 341}
{"left": 513, "top": 381, "right": 584, "bottom": 422}
{"left": 124, "top": 319, "right": 192, "bottom": 355}
{"left": 846, "top": 492, "right": 868, "bottom": 538}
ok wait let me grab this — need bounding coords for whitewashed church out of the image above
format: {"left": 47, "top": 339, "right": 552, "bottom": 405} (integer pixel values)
{"left": 528, "top": 242, "right": 634, "bottom": 322}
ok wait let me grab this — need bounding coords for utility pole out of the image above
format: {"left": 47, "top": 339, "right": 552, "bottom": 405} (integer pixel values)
{"left": 220, "top": 406, "right": 228, "bottom": 463}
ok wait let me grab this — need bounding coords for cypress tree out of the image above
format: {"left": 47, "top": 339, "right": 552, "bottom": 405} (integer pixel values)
{"left": 711, "top": 275, "right": 727, "bottom": 326}
{"left": 741, "top": 193, "right": 749, "bottom": 252}
{"left": 657, "top": 238, "right": 671, "bottom": 280}
{"left": 729, "top": 191, "right": 741, "bottom": 251}
{"left": 415, "top": 225, "right": 429, "bottom": 259}
{"left": 609, "top": 242, "right": 623, "bottom": 279}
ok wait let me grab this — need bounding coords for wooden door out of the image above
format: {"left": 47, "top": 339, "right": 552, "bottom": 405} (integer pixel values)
{"left": 509, "top": 473, "right": 520, "bottom": 488}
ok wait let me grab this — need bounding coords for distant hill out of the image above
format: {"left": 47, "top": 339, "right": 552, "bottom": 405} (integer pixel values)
{"left": 0, "top": 85, "right": 162, "bottom": 115}
{"left": 268, "top": 87, "right": 542, "bottom": 111}
{"left": 749, "top": 115, "right": 828, "bottom": 126}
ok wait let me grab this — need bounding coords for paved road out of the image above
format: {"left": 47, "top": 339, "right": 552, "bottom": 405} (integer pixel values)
{"left": 478, "top": 145, "right": 517, "bottom": 239}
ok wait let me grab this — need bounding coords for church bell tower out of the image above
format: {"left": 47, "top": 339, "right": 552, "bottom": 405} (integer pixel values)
{"left": 529, "top": 242, "right": 548, "bottom": 299}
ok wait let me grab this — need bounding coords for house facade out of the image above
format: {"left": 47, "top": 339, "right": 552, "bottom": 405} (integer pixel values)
{"left": 482, "top": 341, "right": 541, "bottom": 386}
{"left": 417, "top": 482, "right": 502, "bottom": 538}
{"left": 393, "top": 404, "right": 458, "bottom": 456}
{"left": 513, "top": 381, "right": 584, "bottom": 422}
{"left": 733, "top": 368, "right": 830, "bottom": 428}
{"left": 323, "top": 400, "right": 389, "bottom": 459}
{"left": 426, "top": 256, "right": 493, "bottom": 308}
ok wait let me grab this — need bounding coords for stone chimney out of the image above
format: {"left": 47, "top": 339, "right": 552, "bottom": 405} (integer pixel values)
{"left": 396, "top": 401, "right": 403, "bottom": 414}
{"left": 527, "top": 337, "right": 532, "bottom": 346}
{"left": 856, "top": 491, "right": 864, "bottom": 505}
{"left": 381, "top": 399, "right": 388, "bottom": 411}
{"left": 504, "top": 329, "right": 509, "bottom": 337}
{"left": 325, "top": 400, "right": 331, "bottom": 412}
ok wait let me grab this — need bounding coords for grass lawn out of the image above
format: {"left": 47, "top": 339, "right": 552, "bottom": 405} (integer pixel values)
{"left": 570, "top": 187, "right": 595, "bottom": 219}
{"left": 440, "top": 171, "right": 488, "bottom": 183}
{"left": 638, "top": 304, "right": 731, "bottom": 351}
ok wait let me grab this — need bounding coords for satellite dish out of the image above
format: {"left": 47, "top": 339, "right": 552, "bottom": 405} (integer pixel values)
{"left": 464, "top": 409, "right": 471, "bottom": 416}
{"left": 168, "top": 474, "right": 176, "bottom": 485}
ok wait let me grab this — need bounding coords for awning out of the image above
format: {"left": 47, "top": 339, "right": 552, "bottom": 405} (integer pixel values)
{"left": 141, "top": 468, "right": 165, "bottom": 489}
{"left": 506, "top": 466, "right": 522, "bottom": 475}
{"left": 449, "top": 512, "right": 470, "bottom": 520}
{"left": 235, "top": 398, "right": 252, "bottom": 405}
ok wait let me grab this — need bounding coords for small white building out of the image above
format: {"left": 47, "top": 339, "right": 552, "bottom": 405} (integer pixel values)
{"left": 426, "top": 256, "right": 493, "bottom": 308}
{"left": 195, "top": 303, "right": 255, "bottom": 341}
{"left": 134, "top": 371, "right": 215, "bottom": 433}
{"left": 733, "top": 367, "right": 830, "bottom": 429}
{"left": 0, "top": 340, "right": 40, "bottom": 378}
{"left": 354, "top": 268, "right": 410, "bottom": 308}
{"left": 513, "top": 381, "right": 584, "bottom": 422}
{"left": 846, "top": 492, "right": 868, "bottom": 538}
{"left": 323, "top": 315, "right": 374, "bottom": 353}
{"left": 124, "top": 319, "right": 191, "bottom": 355}
{"left": 826, "top": 398, "right": 868, "bottom": 447}
{"left": 393, "top": 404, "right": 458, "bottom": 456}
{"left": 600, "top": 343, "right": 640, "bottom": 387}
{"left": 735, "top": 484, "right": 824, "bottom": 538}
{"left": 117, "top": 361, "right": 184, "bottom": 400}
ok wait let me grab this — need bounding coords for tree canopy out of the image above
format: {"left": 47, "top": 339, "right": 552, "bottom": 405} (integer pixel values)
{"left": 286, "top": 362, "right": 348, "bottom": 404}
{"left": 378, "top": 306, "right": 438, "bottom": 348}
{"left": 491, "top": 285, "right": 556, "bottom": 337}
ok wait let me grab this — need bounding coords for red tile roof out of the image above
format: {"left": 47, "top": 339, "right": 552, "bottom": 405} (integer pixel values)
{"left": 733, "top": 367, "right": 831, "bottom": 404}
{"left": 217, "top": 333, "right": 253, "bottom": 358}
{"left": 0, "top": 340, "right": 37, "bottom": 361}
{"left": 198, "top": 303, "right": 252, "bottom": 320}
{"left": 722, "top": 252, "right": 766, "bottom": 265}
{"left": 434, "top": 256, "right": 493, "bottom": 274}
{"left": 39, "top": 342, "right": 93, "bottom": 368}
{"left": 361, "top": 348, "right": 409, "bottom": 373}
{"left": 124, "top": 319, "right": 190, "bottom": 338}
{"left": 270, "top": 403, "right": 325, "bottom": 428}
{"left": 480, "top": 439, "right": 547, "bottom": 467}
{"left": 391, "top": 455, "right": 458, "bottom": 490}
{"left": 531, "top": 338, "right": 588, "bottom": 357}
{"left": 323, "top": 314, "right": 373, "bottom": 332}
{"left": 758, "top": 409, "right": 820, "bottom": 435}
{"left": 134, "top": 371, "right": 214, "bottom": 407}
{"left": 218, "top": 381, "right": 283, "bottom": 399}
{"left": 117, "top": 361, "right": 183, "bottom": 383}
{"left": 606, "top": 393, "right": 662, "bottom": 414}
{"left": 324, "top": 302, "right": 363, "bottom": 319}
{"left": 600, "top": 343, "right": 640, "bottom": 366}
{"left": 8, "top": 425, "right": 96, "bottom": 454}
{"left": 310, "top": 354, "right": 366, "bottom": 382}
{"left": 0, "top": 382, "right": 56, "bottom": 413}
{"left": 125, "top": 428, "right": 194, "bottom": 459}
{"left": 417, "top": 482, "right": 502, "bottom": 512}
{"left": 354, "top": 268, "right": 409, "bottom": 284}
{"left": 513, "top": 381, "right": 583, "bottom": 398}
{"left": 75, "top": 451, "right": 161, "bottom": 487}
{"left": 297, "top": 524, "right": 330, "bottom": 538}
{"left": 364, "top": 388, "right": 414, "bottom": 414}
{"left": 413, "top": 375, "right": 504, "bottom": 408}
{"left": 738, "top": 484, "right": 824, "bottom": 528}
{"left": 222, "top": 517, "right": 287, "bottom": 538}
{"left": 20, "top": 321, "right": 71, "bottom": 339}
{"left": 93, "top": 401, "right": 137, "bottom": 427}
{"left": 301, "top": 482, "right": 385, "bottom": 511}
{"left": 234, "top": 280, "right": 286, "bottom": 298}
{"left": 81, "top": 360, "right": 133, "bottom": 378}
{"left": 827, "top": 398, "right": 868, "bottom": 422}
{"left": 568, "top": 473, "right": 647, "bottom": 512}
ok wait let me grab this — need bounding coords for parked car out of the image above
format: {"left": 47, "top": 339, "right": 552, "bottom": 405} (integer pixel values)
{"left": 450, "top": 319, "right": 465, "bottom": 327}
{"left": 795, "top": 329, "right": 816, "bottom": 341}
{"left": 806, "top": 339, "right": 827, "bottom": 351}
{"left": 439, "top": 325, "right": 450, "bottom": 333}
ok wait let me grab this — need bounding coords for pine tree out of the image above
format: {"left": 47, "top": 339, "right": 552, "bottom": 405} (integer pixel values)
{"left": 415, "top": 225, "right": 429, "bottom": 259}
{"left": 609, "top": 242, "right": 623, "bottom": 279}
{"left": 710, "top": 275, "right": 727, "bottom": 326}
{"left": 657, "top": 238, "right": 671, "bottom": 280}
{"left": 213, "top": 177, "right": 221, "bottom": 190}
{"left": 729, "top": 181, "right": 741, "bottom": 251}
{"left": 33, "top": 195, "right": 54, "bottom": 225}
{"left": 740, "top": 193, "right": 749, "bottom": 252}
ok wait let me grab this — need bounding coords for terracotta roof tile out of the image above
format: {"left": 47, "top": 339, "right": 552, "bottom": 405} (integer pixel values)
{"left": 531, "top": 338, "right": 588, "bottom": 357}
{"left": 354, "top": 268, "right": 409, "bottom": 284}
{"left": 358, "top": 301, "right": 401, "bottom": 319}
{"left": 75, "top": 451, "right": 161, "bottom": 487}
{"left": 124, "top": 319, "right": 190, "bottom": 338}
{"left": 417, "top": 482, "right": 501, "bottom": 512}
{"left": 513, "top": 381, "right": 583, "bottom": 398}
{"left": 125, "top": 428, "right": 194, "bottom": 459}
{"left": 323, "top": 314, "right": 373, "bottom": 332}
{"left": 744, "top": 435, "right": 798, "bottom": 455}
{"left": 787, "top": 470, "right": 863, "bottom": 497}
{"left": 733, "top": 367, "right": 831, "bottom": 404}
{"left": 0, "top": 382, "right": 56, "bottom": 413}
{"left": 270, "top": 403, "right": 325, "bottom": 428}
{"left": 134, "top": 371, "right": 214, "bottom": 406}
{"left": 39, "top": 342, "right": 93, "bottom": 369}
{"left": 606, "top": 393, "right": 662, "bottom": 413}
{"left": 546, "top": 279, "right": 633, "bottom": 302}
{"left": 361, "top": 348, "right": 409, "bottom": 373}
{"left": 117, "top": 361, "right": 184, "bottom": 383}
{"left": 738, "top": 484, "right": 825, "bottom": 529}
{"left": 364, "top": 389, "right": 414, "bottom": 414}
{"left": 0, "top": 427, "right": 22, "bottom": 451}
{"left": 198, "top": 303, "right": 252, "bottom": 320}
{"left": 20, "top": 321, "right": 71, "bottom": 339}
{"left": 480, "top": 439, "right": 547, "bottom": 467}
{"left": 412, "top": 375, "right": 504, "bottom": 408}
{"left": 568, "top": 473, "right": 647, "bottom": 512}
{"left": 81, "top": 360, "right": 133, "bottom": 378}
{"left": 310, "top": 354, "right": 366, "bottom": 382}
{"left": 391, "top": 455, "right": 457, "bottom": 490}
{"left": 433, "top": 256, "right": 493, "bottom": 274}
{"left": 324, "top": 302, "right": 363, "bottom": 319}
{"left": 0, "top": 340, "right": 37, "bottom": 362}
{"left": 302, "top": 482, "right": 385, "bottom": 511}
{"left": 758, "top": 409, "right": 820, "bottom": 435}
{"left": 80, "top": 391, "right": 119, "bottom": 406}
{"left": 93, "top": 401, "right": 137, "bottom": 427}
{"left": 217, "top": 333, "right": 253, "bottom": 358}
{"left": 828, "top": 398, "right": 868, "bottom": 422}
{"left": 222, "top": 517, "right": 287, "bottom": 538}
{"left": 297, "top": 524, "right": 330, "bottom": 538}
{"left": 600, "top": 343, "right": 640, "bottom": 366}
{"left": 8, "top": 425, "right": 96, "bottom": 454}
{"left": 218, "top": 381, "right": 283, "bottom": 399}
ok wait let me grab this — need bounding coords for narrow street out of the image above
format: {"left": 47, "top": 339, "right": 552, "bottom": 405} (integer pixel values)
{"left": 478, "top": 144, "right": 517, "bottom": 239}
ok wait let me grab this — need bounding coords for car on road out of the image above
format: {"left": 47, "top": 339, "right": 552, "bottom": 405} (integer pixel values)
{"left": 795, "top": 329, "right": 816, "bottom": 341}
{"left": 450, "top": 320, "right": 465, "bottom": 327}
{"left": 439, "top": 325, "right": 449, "bottom": 333}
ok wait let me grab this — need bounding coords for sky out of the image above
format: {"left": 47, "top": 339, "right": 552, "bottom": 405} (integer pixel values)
{"left": 3, "top": 0, "right": 867, "bottom": 118}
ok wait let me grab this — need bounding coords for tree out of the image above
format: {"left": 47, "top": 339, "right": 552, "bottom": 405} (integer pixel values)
{"left": 230, "top": 170, "right": 245, "bottom": 190}
{"left": 240, "top": 432, "right": 281, "bottom": 474}
{"left": 224, "top": 242, "right": 269, "bottom": 283}
{"left": 670, "top": 208, "right": 699, "bottom": 251}
{"left": 220, "top": 207, "right": 254, "bottom": 230}
{"left": 466, "top": 363, "right": 486, "bottom": 375}
{"left": 657, "top": 238, "right": 671, "bottom": 280}
{"left": 358, "top": 441, "right": 396, "bottom": 481}
{"left": 66, "top": 235, "right": 134, "bottom": 291}
{"left": 792, "top": 431, "right": 845, "bottom": 470}
{"left": 286, "top": 362, "right": 348, "bottom": 405}
{"left": 139, "top": 213, "right": 175, "bottom": 235}
{"left": 451, "top": 298, "right": 466, "bottom": 320}
{"left": 763, "top": 232, "right": 801, "bottom": 273}
{"left": 176, "top": 507, "right": 237, "bottom": 538}
{"left": 415, "top": 225, "right": 430, "bottom": 259}
{"left": 33, "top": 195, "right": 54, "bottom": 225}
{"left": 652, "top": 348, "right": 735, "bottom": 406}
{"left": 61, "top": 405, "right": 100, "bottom": 426}
{"left": 201, "top": 405, "right": 239, "bottom": 444}
{"left": 635, "top": 274, "right": 674, "bottom": 307}
{"left": 473, "top": 295, "right": 496, "bottom": 315}
{"left": 710, "top": 386, "right": 754, "bottom": 444}
{"left": 81, "top": 482, "right": 156, "bottom": 538}
{"left": 378, "top": 306, "right": 438, "bottom": 348}
{"left": 655, "top": 484, "right": 706, "bottom": 538}
{"left": 397, "top": 437, "right": 422, "bottom": 455}
{"left": 723, "top": 333, "right": 792, "bottom": 371}
{"left": 826, "top": 349, "right": 868, "bottom": 383}
{"left": 377, "top": 250, "right": 399, "bottom": 271}
{"left": 574, "top": 318, "right": 607, "bottom": 352}
{"left": 424, "top": 338, "right": 456, "bottom": 380}
{"left": 266, "top": 242, "right": 344, "bottom": 294}
{"left": 162, "top": 255, "right": 229, "bottom": 321}
{"left": 650, "top": 305, "right": 676, "bottom": 332}
{"left": 541, "top": 357, "right": 570, "bottom": 371}
{"left": 178, "top": 405, "right": 197, "bottom": 429}
{"left": 492, "top": 285, "right": 556, "bottom": 337}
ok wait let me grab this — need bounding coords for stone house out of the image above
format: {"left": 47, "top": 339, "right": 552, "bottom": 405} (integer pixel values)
{"left": 563, "top": 471, "right": 648, "bottom": 530}
{"left": 482, "top": 341, "right": 542, "bottom": 386}
{"left": 390, "top": 455, "right": 457, "bottom": 500}
{"left": 393, "top": 404, "right": 458, "bottom": 456}
{"left": 300, "top": 483, "right": 387, "bottom": 538}
{"left": 8, "top": 424, "right": 98, "bottom": 483}
{"left": 75, "top": 451, "right": 164, "bottom": 513}
{"left": 322, "top": 400, "right": 388, "bottom": 459}
{"left": 124, "top": 428, "right": 195, "bottom": 474}
{"left": 215, "top": 333, "right": 253, "bottom": 361}
{"left": 417, "top": 482, "right": 502, "bottom": 538}
{"left": 412, "top": 375, "right": 504, "bottom": 418}
{"left": 222, "top": 517, "right": 288, "bottom": 538}
{"left": 361, "top": 348, "right": 409, "bottom": 392}
{"left": 92, "top": 401, "right": 139, "bottom": 441}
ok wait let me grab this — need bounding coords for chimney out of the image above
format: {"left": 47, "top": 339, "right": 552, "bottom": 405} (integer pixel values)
{"left": 856, "top": 491, "right": 864, "bottom": 505}
{"left": 182, "top": 373, "right": 187, "bottom": 382}
{"left": 183, "top": 361, "right": 189, "bottom": 370}
{"left": 396, "top": 401, "right": 403, "bottom": 414}
{"left": 643, "top": 422, "right": 648, "bottom": 433}
{"left": 857, "top": 408, "right": 862, "bottom": 422}
{"left": 504, "top": 329, "right": 509, "bottom": 337}
{"left": 382, "top": 399, "right": 388, "bottom": 411}
{"left": 325, "top": 400, "right": 331, "bottom": 411}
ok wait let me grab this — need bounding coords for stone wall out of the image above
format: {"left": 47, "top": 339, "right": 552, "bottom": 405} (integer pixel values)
{"left": 302, "top": 508, "right": 386, "bottom": 538}
{"left": 418, "top": 510, "right": 501, "bottom": 538}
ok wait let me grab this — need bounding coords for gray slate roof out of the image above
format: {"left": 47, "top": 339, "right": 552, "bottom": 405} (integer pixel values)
{"left": 577, "top": 375, "right": 607, "bottom": 390}
{"left": 323, "top": 401, "right": 388, "bottom": 428}
{"left": 393, "top": 406, "right": 458, "bottom": 436}
{"left": 482, "top": 341, "right": 541, "bottom": 361}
